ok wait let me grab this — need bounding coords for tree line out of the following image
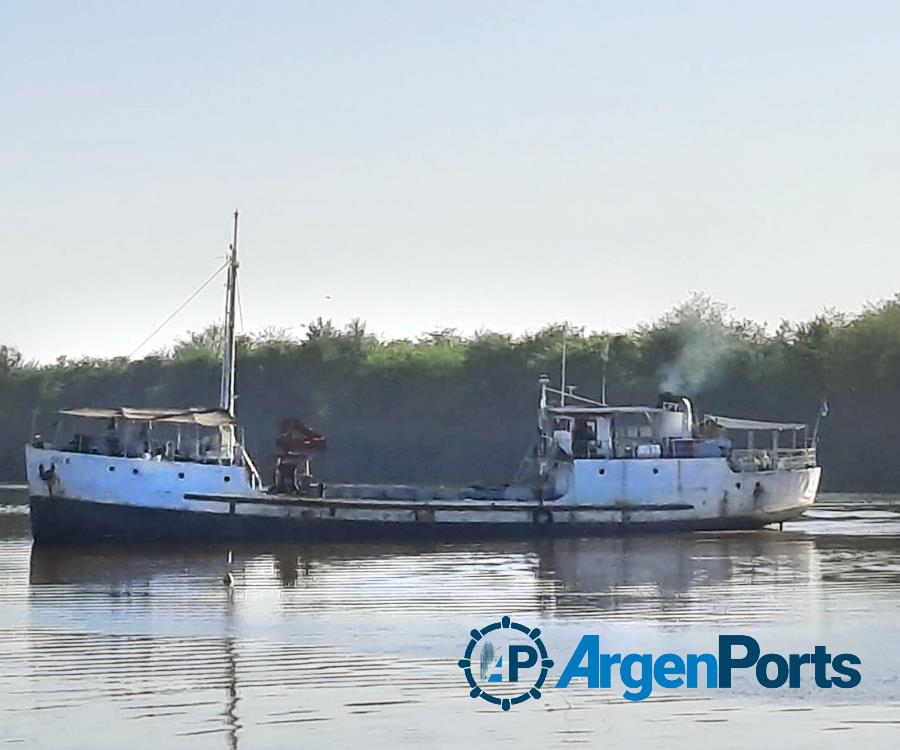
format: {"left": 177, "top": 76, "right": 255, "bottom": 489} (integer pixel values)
{"left": 2, "top": 294, "right": 899, "bottom": 491}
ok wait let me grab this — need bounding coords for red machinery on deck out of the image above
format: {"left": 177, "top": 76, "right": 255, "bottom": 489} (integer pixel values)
{"left": 272, "top": 419, "right": 327, "bottom": 496}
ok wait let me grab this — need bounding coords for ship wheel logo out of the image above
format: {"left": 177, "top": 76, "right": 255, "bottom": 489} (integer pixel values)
{"left": 457, "top": 616, "right": 554, "bottom": 711}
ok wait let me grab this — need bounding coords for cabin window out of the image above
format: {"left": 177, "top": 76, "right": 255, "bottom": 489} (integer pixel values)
{"left": 572, "top": 418, "right": 599, "bottom": 458}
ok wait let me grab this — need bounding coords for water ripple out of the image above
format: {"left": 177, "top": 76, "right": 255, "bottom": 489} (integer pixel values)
{"left": 0, "top": 490, "right": 899, "bottom": 748}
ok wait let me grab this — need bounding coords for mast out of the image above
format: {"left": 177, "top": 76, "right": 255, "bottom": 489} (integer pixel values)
{"left": 219, "top": 210, "right": 239, "bottom": 417}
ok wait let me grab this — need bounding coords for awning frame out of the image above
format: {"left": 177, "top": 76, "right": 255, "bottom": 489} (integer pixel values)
{"left": 58, "top": 406, "right": 234, "bottom": 428}
{"left": 703, "top": 414, "right": 807, "bottom": 431}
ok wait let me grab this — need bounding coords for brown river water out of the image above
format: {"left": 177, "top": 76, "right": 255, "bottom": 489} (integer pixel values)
{"left": 1, "top": 486, "right": 898, "bottom": 749}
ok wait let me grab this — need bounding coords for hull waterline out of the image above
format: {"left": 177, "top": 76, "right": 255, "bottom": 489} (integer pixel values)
{"left": 29, "top": 495, "right": 809, "bottom": 545}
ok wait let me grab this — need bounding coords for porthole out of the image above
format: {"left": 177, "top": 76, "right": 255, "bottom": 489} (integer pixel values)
{"left": 598, "top": 468, "right": 606, "bottom": 476}
{"left": 64, "top": 458, "right": 70, "bottom": 464}
{"left": 108, "top": 466, "right": 115, "bottom": 472}
{"left": 132, "top": 468, "right": 139, "bottom": 475}
{"left": 652, "top": 467, "right": 659, "bottom": 475}
{"left": 224, "top": 475, "right": 231, "bottom": 483}
{"left": 178, "top": 472, "right": 185, "bottom": 480}
{"left": 735, "top": 482, "right": 742, "bottom": 490}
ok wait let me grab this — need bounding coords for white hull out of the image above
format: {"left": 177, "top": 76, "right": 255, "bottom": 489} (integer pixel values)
{"left": 25, "top": 446, "right": 820, "bottom": 543}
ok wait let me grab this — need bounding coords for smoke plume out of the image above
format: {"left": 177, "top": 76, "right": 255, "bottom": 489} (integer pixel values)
{"left": 659, "top": 320, "right": 738, "bottom": 395}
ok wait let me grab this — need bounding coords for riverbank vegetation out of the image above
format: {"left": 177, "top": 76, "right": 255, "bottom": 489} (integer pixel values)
{"left": 2, "top": 294, "right": 899, "bottom": 490}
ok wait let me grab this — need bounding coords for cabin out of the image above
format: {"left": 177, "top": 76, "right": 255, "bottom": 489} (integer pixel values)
{"left": 35, "top": 407, "right": 242, "bottom": 465}
{"left": 538, "top": 385, "right": 815, "bottom": 472}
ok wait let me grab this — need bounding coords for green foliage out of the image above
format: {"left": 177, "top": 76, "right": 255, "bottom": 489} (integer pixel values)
{"left": 3, "top": 296, "right": 900, "bottom": 489}
{"left": 0, "top": 345, "right": 22, "bottom": 373}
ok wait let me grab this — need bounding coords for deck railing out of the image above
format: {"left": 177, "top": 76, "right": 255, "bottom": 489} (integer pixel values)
{"left": 729, "top": 447, "right": 817, "bottom": 472}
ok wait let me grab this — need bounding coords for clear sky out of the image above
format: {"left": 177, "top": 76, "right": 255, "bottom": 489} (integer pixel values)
{"left": 2, "top": 1, "right": 899, "bottom": 361}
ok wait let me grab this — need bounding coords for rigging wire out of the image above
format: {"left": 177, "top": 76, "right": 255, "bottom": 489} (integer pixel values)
{"left": 236, "top": 277, "right": 245, "bottom": 333}
{"left": 128, "top": 260, "right": 229, "bottom": 359}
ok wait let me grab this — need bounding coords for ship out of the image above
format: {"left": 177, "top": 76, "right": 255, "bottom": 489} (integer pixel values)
{"left": 25, "top": 214, "right": 821, "bottom": 544}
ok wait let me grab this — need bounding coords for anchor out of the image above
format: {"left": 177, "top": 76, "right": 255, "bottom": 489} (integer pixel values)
{"left": 38, "top": 462, "right": 57, "bottom": 497}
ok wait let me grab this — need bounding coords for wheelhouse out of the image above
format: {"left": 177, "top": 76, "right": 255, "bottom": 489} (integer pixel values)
{"left": 536, "top": 382, "right": 815, "bottom": 471}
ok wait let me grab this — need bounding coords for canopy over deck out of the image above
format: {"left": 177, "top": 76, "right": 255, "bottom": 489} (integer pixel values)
{"left": 704, "top": 414, "right": 806, "bottom": 431}
{"left": 546, "top": 406, "right": 665, "bottom": 416}
{"left": 59, "top": 407, "right": 234, "bottom": 428}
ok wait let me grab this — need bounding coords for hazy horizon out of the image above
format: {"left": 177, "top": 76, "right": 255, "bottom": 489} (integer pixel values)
{"left": 3, "top": 1, "right": 899, "bottom": 362}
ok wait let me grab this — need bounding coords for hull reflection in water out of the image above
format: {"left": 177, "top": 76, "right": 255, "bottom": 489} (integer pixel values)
{"left": 6, "top": 494, "right": 900, "bottom": 749}
{"left": 27, "top": 532, "right": 826, "bottom": 623}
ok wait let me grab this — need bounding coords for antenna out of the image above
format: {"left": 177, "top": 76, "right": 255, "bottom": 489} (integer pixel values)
{"left": 560, "top": 325, "right": 567, "bottom": 407}
{"left": 600, "top": 335, "right": 610, "bottom": 406}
